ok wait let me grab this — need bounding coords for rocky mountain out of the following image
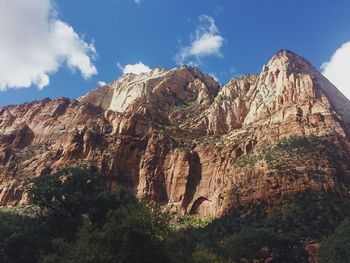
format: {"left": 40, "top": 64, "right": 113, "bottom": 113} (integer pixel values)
{"left": 1, "top": 50, "right": 350, "bottom": 217}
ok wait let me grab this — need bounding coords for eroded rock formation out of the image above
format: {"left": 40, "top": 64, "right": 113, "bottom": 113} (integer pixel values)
{"left": 1, "top": 50, "right": 350, "bottom": 217}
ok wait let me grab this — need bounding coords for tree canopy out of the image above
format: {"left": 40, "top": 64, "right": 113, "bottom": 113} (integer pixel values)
{"left": 0, "top": 167, "right": 349, "bottom": 262}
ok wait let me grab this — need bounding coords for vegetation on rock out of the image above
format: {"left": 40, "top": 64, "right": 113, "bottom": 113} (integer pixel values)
{"left": 1, "top": 166, "right": 350, "bottom": 262}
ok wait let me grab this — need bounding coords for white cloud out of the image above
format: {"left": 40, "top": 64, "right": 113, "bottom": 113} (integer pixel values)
{"left": 208, "top": 72, "right": 219, "bottom": 82}
{"left": 98, "top": 81, "right": 106, "bottom": 86}
{"left": 0, "top": 0, "right": 97, "bottom": 91}
{"left": 117, "top": 61, "right": 151, "bottom": 75}
{"left": 321, "top": 41, "right": 350, "bottom": 99}
{"left": 176, "top": 15, "right": 225, "bottom": 65}
{"left": 134, "top": 0, "right": 141, "bottom": 4}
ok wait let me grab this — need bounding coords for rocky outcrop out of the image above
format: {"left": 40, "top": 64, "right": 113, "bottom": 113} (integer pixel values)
{"left": 205, "top": 75, "right": 257, "bottom": 134}
{"left": 244, "top": 51, "right": 350, "bottom": 133}
{"left": 1, "top": 50, "right": 350, "bottom": 217}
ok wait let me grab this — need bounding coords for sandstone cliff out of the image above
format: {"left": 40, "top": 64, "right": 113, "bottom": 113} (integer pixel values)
{"left": 1, "top": 50, "right": 350, "bottom": 217}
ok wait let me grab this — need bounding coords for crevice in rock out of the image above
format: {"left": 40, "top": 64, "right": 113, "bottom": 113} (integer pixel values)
{"left": 182, "top": 151, "right": 202, "bottom": 210}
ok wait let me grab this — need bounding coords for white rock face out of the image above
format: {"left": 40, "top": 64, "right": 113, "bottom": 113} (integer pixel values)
{"left": 80, "top": 66, "right": 220, "bottom": 116}
{"left": 244, "top": 50, "right": 350, "bottom": 127}
{"left": 108, "top": 68, "right": 172, "bottom": 112}
{"left": 79, "top": 50, "right": 350, "bottom": 136}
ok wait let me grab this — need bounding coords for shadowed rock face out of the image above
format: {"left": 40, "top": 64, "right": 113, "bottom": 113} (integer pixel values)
{"left": 1, "top": 51, "right": 350, "bottom": 217}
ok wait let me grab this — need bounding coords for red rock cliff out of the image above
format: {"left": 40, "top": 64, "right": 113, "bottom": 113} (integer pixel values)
{"left": 1, "top": 51, "right": 350, "bottom": 217}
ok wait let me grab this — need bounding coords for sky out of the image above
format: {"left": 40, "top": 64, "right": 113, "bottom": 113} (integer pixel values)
{"left": 0, "top": 0, "right": 350, "bottom": 106}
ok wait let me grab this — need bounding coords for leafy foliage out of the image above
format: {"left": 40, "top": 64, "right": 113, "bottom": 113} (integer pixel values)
{"left": 190, "top": 249, "right": 225, "bottom": 263}
{"left": 201, "top": 191, "right": 350, "bottom": 242}
{"left": 176, "top": 214, "right": 213, "bottom": 229}
{"left": 27, "top": 166, "right": 135, "bottom": 239}
{"left": 319, "top": 218, "right": 350, "bottom": 263}
{"left": 275, "top": 135, "right": 321, "bottom": 150}
{"left": 184, "top": 191, "right": 350, "bottom": 262}
{"left": 27, "top": 166, "right": 172, "bottom": 263}
{"left": 42, "top": 203, "right": 171, "bottom": 263}
{"left": 221, "top": 228, "right": 307, "bottom": 263}
{"left": 0, "top": 209, "right": 50, "bottom": 263}
{"left": 1, "top": 166, "right": 350, "bottom": 262}
{"left": 234, "top": 135, "right": 333, "bottom": 169}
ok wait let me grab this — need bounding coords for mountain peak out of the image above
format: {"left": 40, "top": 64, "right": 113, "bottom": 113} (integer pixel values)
{"left": 80, "top": 64, "right": 219, "bottom": 113}
{"left": 275, "top": 49, "right": 300, "bottom": 57}
{"left": 263, "top": 49, "right": 315, "bottom": 75}
{"left": 273, "top": 49, "right": 309, "bottom": 62}
{"left": 243, "top": 50, "right": 350, "bottom": 130}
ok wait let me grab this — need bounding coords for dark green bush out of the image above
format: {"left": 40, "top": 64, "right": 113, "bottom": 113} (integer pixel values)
{"left": 319, "top": 218, "right": 350, "bottom": 263}
{"left": 1, "top": 166, "right": 349, "bottom": 263}
{"left": 276, "top": 135, "right": 321, "bottom": 150}
{"left": 27, "top": 166, "right": 135, "bottom": 239}
{"left": 42, "top": 203, "right": 171, "bottom": 263}
{"left": 222, "top": 228, "right": 307, "bottom": 263}
{"left": 0, "top": 210, "right": 50, "bottom": 263}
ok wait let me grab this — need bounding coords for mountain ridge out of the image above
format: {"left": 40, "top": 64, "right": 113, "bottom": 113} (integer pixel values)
{"left": 1, "top": 50, "right": 350, "bottom": 218}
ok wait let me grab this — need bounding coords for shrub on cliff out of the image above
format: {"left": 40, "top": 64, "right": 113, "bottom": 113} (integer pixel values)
{"left": 276, "top": 135, "right": 321, "bottom": 150}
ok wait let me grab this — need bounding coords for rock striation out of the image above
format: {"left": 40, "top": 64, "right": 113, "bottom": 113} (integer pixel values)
{"left": 1, "top": 50, "right": 350, "bottom": 217}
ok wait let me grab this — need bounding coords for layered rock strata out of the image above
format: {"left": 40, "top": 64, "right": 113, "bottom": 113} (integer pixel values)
{"left": 1, "top": 50, "right": 350, "bottom": 217}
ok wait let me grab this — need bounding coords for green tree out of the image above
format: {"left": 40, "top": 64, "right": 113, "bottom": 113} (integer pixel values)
{"left": 222, "top": 228, "right": 307, "bottom": 263}
{"left": 0, "top": 210, "right": 49, "bottom": 263}
{"left": 319, "top": 218, "right": 350, "bottom": 263}
{"left": 27, "top": 166, "right": 135, "bottom": 239}
{"left": 41, "top": 202, "right": 171, "bottom": 263}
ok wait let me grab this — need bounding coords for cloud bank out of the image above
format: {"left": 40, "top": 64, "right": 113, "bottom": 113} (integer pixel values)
{"left": 118, "top": 62, "right": 151, "bottom": 75}
{"left": 0, "top": 0, "right": 97, "bottom": 91}
{"left": 321, "top": 41, "right": 350, "bottom": 99}
{"left": 176, "top": 15, "right": 225, "bottom": 65}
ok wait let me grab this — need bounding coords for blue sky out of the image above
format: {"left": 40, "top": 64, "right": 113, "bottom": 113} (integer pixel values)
{"left": 0, "top": 0, "right": 350, "bottom": 106}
